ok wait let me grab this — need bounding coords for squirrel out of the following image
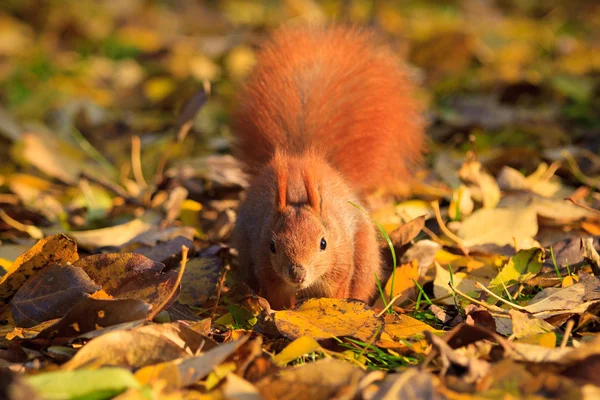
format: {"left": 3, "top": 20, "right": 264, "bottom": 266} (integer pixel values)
{"left": 231, "top": 25, "right": 424, "bottom": 310}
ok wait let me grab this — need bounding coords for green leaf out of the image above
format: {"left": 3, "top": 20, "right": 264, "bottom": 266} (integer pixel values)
{"left": 488, "top": 248, "right": 544, "bottom": 296}
{"left": 25, "top": 367, "right": 141, "bottom": 400}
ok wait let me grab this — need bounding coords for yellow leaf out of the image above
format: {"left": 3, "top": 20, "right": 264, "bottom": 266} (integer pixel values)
{"left": 225, "top": 46, "right": 256, "bottom": 81}
{"left": 516, "top": 332, "right": 556, "bottom": 349}
{"left": 561, "top": 275, "right": 579, "bottom": 288}
{"left": 179, "top": 199, "right": 202, "bottom": 228}
{"left": 117, "top": 26, "right": 162, "bottom": 52}
{"left": 135, "top": 361, "right": 182, "bottom": 390}
{"left": 394, "top": 200, "right": 433, "bottom": 221}
{"left": 378, "top": 314, "right": 436, "bottom": 349}
{"left": 373, "top": 260, "right": 419, "bottom": 309}
{"left": 0, "top": 258, "right": 11, "bottom": 273}
{"left": 273, "top": 298, "right": 382, "bottom": 341}
{"left": 205, "top": 362, "right": 236, "bottom": 391}
{"left": 144, "top": 78, "right": 175, "bottom": 102}
{"left": 190, "top": 55, "right": 221, "bottom": 82}
{"left": 214, "top": 312, "right": 234, "bottom": 327}
{"left": 273, "top": 336, "right": 322, "bottom": 366}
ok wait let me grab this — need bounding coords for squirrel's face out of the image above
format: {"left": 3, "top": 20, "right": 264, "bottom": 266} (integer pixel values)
{"left": 268, "top": 206, "right": 332, "bottom": 289}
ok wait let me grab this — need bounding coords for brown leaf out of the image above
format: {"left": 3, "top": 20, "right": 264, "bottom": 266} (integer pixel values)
{"left": 11, "top": 264, "right": 100, "bottom": 328}
{"left": 424, "top": 330, "right": 491, "bottom": 384}
{"left": 0, "top": 234, "right": 78, "bottom": 304}
{"left": 371, "top": 369, "right": 443, "bottom": 400}
{"left": 134, "top": 336, "right": 249, "bottom": 388}
{"left": 63, "top": 323, "right": 197, "bottom": 370}
{"left": 256, "top": 358, "right": 364, "bottom": 400}
{"left": 38, "top": 297, "right": 150, "bottom": 339}
{"left": 132, "top": 236, "right": 194, "bottom": 269}
{"left": 110, "top": 269, "right": 180, "bottom": 316}
{"left": 74, "top": 252, "right": 184, "bottom": 318}
{"left": 73, "top": 253, "right": 164, "bottom": 294}
{"left": 387, "top": 216, "right": 425, "bottom": 248}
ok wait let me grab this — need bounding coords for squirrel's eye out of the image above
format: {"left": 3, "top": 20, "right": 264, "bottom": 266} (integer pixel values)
{"left": 270, "top": 239, "right": 276, "bottom": 254}
{"left": 320, "top": 237, "right": 327, "bottom": 251}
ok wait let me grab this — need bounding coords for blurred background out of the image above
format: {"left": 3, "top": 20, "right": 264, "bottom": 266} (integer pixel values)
{"left": 0, "top": 0, "right": 598, "bottom": 181}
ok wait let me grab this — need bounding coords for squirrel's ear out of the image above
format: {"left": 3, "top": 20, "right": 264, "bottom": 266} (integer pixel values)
{"left": 303, "top": 168, "right": 320, "bottom": 214}
{"left": 272, "top": 150, "right": 287, "bottom": 212}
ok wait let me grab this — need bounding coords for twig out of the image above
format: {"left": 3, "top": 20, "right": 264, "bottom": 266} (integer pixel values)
{"left": 211, "top": 263, "right": 231, "bottom": 319}
{"left": 376, "top": 293, "right": 406, "bottom": 317}
{"left": 0, "top": 209, "right": 43, "bottom": 239}
{"left": 562, "top": 150, "right": 600, "bottom": 190}
{"left": 448, "top": 280, "right": 508, "bottom": 314}
{"left": 566, "top": 196, "right": 600, "bottom": 217}
{"left": 430, "top": 200, "right": 470, "bottom": 257}
{"left": 131, "top": 135, "right": 148, "bottom": 188}
{"left": 561, "top": 319, "right": 575, "bottom": 348}
{"left": 147, "top": 245, "right": 189, "bottom": 321}
{"left": 474, "top": 281, "right": 527, "bottom": 311}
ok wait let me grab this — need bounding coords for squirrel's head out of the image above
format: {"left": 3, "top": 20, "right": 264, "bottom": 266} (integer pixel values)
{"left": 266, "top": 150, "right": 334, "bottom": 290}
{"left": 269, "top": 206, "right": 331, "bottom": 290}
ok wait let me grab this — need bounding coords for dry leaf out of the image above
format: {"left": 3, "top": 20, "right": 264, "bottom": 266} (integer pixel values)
{"left": 11, "top": 264, "right": 99, "bottom": 328}
{"left": 459, "top": 207, "right": 538, "bottom": 248}
{"left": 256, "top": 358, "right": 364, "bottom": 400}
{"left": 0, "top": 234, "right": 79, "bottom": 304}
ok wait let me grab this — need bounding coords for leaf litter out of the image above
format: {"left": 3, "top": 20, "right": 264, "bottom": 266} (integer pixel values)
{"left": 0, "top": 1, "right": 599, "bottom": 399}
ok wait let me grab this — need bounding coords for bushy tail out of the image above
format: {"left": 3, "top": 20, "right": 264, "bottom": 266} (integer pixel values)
{"left": 232, "top": 25, "right": 424, "bottom": 193}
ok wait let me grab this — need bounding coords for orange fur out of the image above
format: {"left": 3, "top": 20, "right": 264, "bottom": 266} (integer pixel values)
{"left": 232, "top": 25, "right": 424, "bottom": 194}
{"left": 232, "top": 25, "right": 425, "bottom": 309}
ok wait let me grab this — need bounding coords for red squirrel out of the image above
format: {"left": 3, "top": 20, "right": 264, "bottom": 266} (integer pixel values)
{"left": 231, "top": 25, "right": 424, "bottom": 310}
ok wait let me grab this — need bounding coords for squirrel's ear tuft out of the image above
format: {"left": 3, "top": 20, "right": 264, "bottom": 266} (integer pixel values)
{"left": 272, "top": 150, "right": 288, "bottom": 212}
{"left": 303, "top": 168, "right": 320, "bottom": 214}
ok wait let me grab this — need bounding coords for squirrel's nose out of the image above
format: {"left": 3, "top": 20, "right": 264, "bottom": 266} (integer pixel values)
{"left": 288, "top": 264, "right": 306, "bottom": 284}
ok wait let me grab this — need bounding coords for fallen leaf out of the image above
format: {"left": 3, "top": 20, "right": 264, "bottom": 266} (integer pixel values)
{"left": 458, "top": 157, "right": 501, "bottom": 209}
{"left": 523, "top": 282, "right": 587, "bottom": 314}
{"left": 132, "top": 236, "right": 194, "bottom": 268}
{"left": 377, "top": 314, "right": 436, "bottom": 352}
{"left": 459, "top": 207, "right": 538, "bottom": 248}
{"left": 273, "top": 336, "right": 322, "bottom": 366}
{"left": 509, "top": 309, "right": 555, "bottom": 339}
{"left": 433, "top": 262, "right": 489, "bottom": 305}
{"left": 25, "top": 367, "right": 141, "bottom": 399}
{"left": 67, "top": 212, "right": 160, "bottom": 250}
{"left": 222, "top": 373, "right": 261, "bottom": 400}
{"left": 256, "top": 358, "right": 364, "bottom": 400}
{"left": 387, "top": 216, "right": 425, "bottom": 248}
{"left": 134, "top": 336, "right": 249, "bottom": 388}
{"left": 16, "top": 132, "right": 86, "bottom": 185}
{"left": 371, "top": 369, "right": 443, "bottom": 400}
{"left": 73, "top": 253, "right": 164, "bottom": 293}
{"left": 11, "top": 264, "right": 99, "bottom": 328}
{"left": 38, "top": 297, "right": 150, "bottom": 339}
{"left": 273, "top": 298, "right": 383, "bottom": 341}
{"left": 376, "top": 259, "right": 419, "bottom": 308}
{"left": 0, "top": 234, "right": 78, "bottom": 304}
{"left": 178, "top": 256, "right": 221, "bottom": 307}
{"left": 63, "top": 323, "right": 196, "bottom": 370}
{"left": 497, "top": 164, "right": 561, "bottom": 197}
{"left": 488, "top": 248, "right": 544, "bottom": 295}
